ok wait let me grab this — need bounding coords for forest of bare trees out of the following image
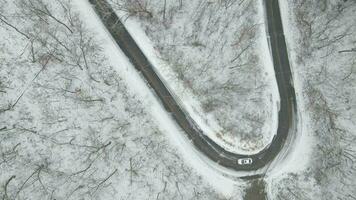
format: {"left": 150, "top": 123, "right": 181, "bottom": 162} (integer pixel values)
{"left": 109, "top": 0, "right": 277, "bottom": 153}
{"left": 270, "top": 0, "right": 356, "bottom": 199}
{"left": 0, "top": 1, "right": 233, "bottom": 199}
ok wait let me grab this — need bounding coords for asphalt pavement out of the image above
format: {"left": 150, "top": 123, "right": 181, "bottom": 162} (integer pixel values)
{"left": 88, "top": 0, "right": 297, "bottom": 172}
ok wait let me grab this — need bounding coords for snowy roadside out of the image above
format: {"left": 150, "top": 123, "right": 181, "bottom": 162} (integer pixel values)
{"left": 266, "top": 0, "right": 356, "bottom": 199}
{"left": 108, "top": 0, "right": 279, "bottom": 154}
{"left": 74, "top": 0, "right": 246, "bottom": 194}
{"left": 265, "top": 0, "right": 314, "bottom": 178}
{"left": 0, "top": 0, "right": 246, "bottom": 199}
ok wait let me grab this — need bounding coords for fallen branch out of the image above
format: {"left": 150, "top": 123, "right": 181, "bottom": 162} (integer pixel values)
{"left": 0, "top": 104, "right": 11, "bottom": 114}
{"left": 15, "top": 166, "right": 43, "bottom": 199}
{"left": 93, "top": 169, "right": 117, "bottom": 193}
{"left": 339, "top": 48, "right": 356, "bottom": 53}
{"left": 11, "top": 57, "right": 50, "bottom": 110}
{"left": 3, "top": 175, "right": 16, "bottom": 200}
{"left": 0, "top": 14, "right": 30, "bottom": 40}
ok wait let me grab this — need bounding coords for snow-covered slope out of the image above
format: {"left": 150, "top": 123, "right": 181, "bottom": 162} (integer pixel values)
{"left": 109, "top": 0, "right": 279, "bottom": 154}
{"left": 267, "top": 1, "right": 356, "bottom": 199}
{"left": 0, "top": 0, "right": 245, "bottom": 199}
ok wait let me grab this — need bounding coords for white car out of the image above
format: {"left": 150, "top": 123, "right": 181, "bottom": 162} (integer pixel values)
{"left": 237, "top": 158, "right": 253, "bottom": 165}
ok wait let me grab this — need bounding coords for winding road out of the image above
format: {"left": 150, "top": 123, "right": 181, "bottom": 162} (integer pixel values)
{"left": 88, "top": 0, "right": 297, "bottom": 172}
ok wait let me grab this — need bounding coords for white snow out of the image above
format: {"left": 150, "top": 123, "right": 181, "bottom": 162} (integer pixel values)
{"left": 74, "top": 0, "right": 245, "bottom": 196}
{"left": 264, "top": 0, "right": 318, "bottom": 198}
{"left": 80, "top": 0, "right": 313, "bottom": 185}
{"left": 256, "top": 0, "right": 280, "bottom": 153}
{"left": 265, "top": 0, "right": 313, "bottom": 177}
{"left": 115, "top": 14, "right": 231, "bottom": 152}
{"left": 110, "top": 0, "right": 280, "bottom": 155}
{"left": 0, "top": 0, "right": 249, "bottom": 199}
{"left": 265, "top": 0, "right": 356, "bottom": 198}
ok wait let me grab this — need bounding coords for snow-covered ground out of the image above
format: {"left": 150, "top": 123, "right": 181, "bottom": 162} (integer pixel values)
{"left": 0, "top": 0, "right": 248, "bottom": 199}
{"left": 266, "top": 0, "right": 356, "bottom": 199}
{"left": 109, "top": 0, "right": 279, "bottom": 154}
{"left": 3, "top": 0, "right": 354, "bottom": 199}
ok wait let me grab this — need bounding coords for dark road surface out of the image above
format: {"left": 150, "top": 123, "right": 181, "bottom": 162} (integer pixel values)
{"left": 88, "top": 0, "right": 297, "bottom": 172}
